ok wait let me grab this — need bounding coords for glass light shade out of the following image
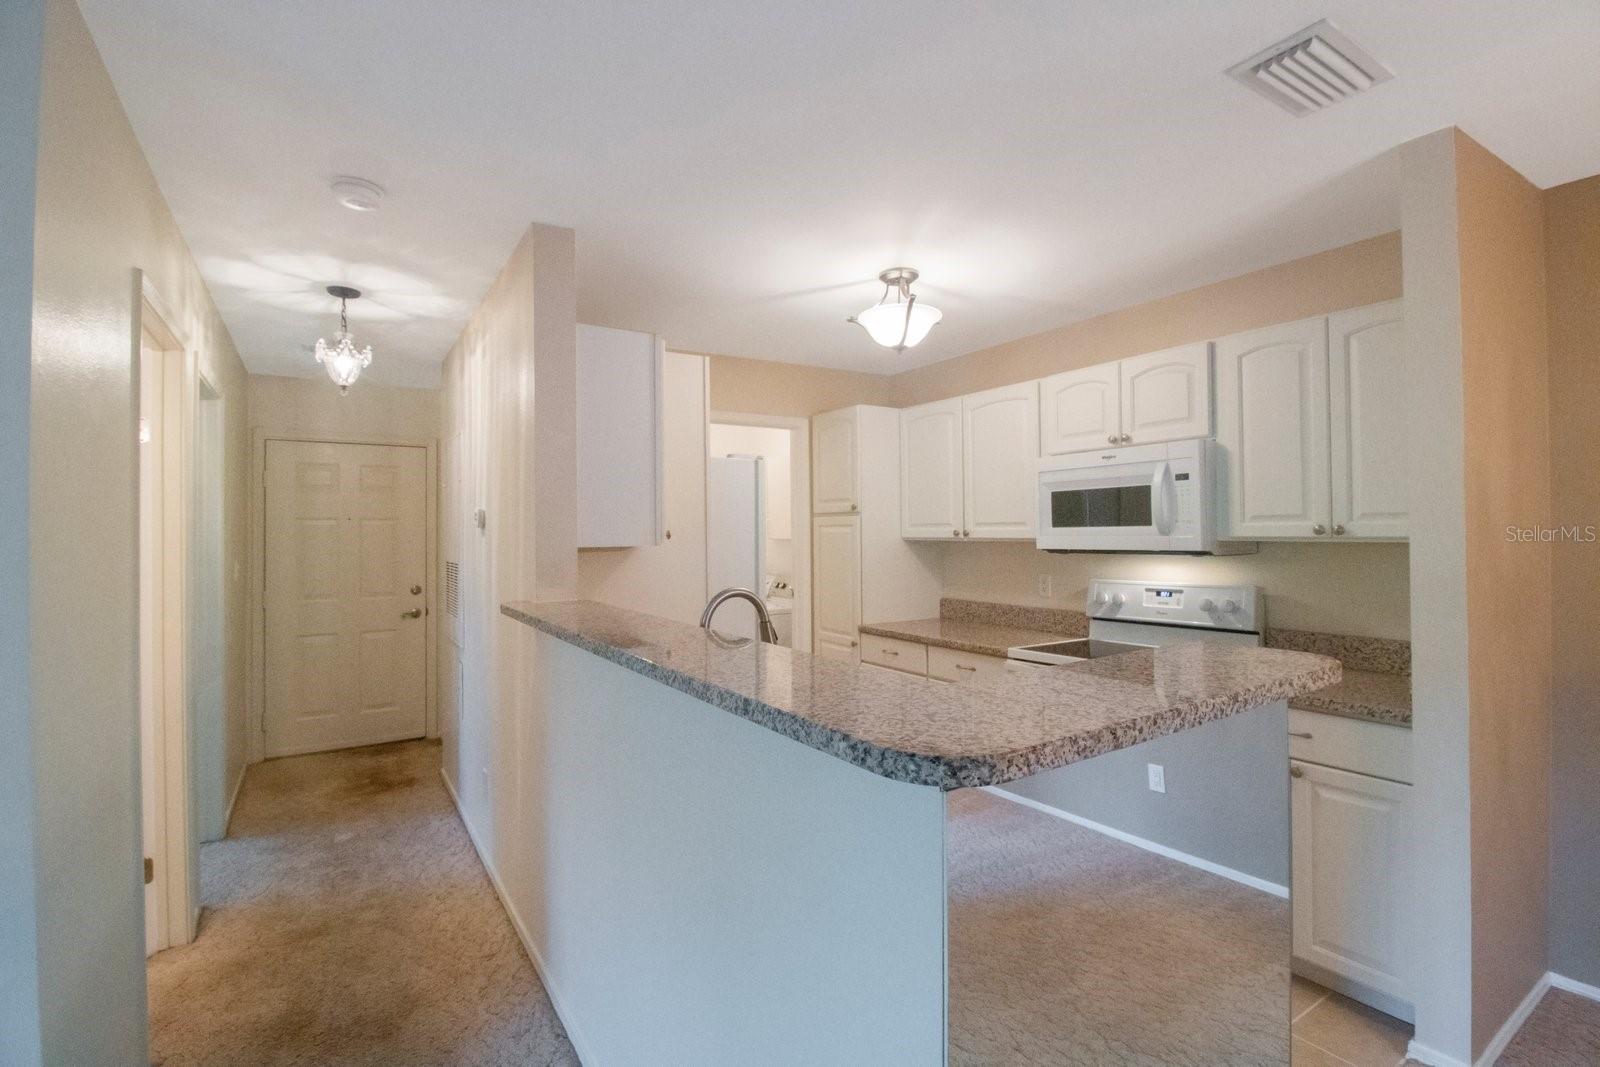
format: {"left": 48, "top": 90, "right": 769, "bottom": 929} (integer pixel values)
{"left": 855, "top": 298, "right": 942, "bottom": 350}
{"left": 315, "top": 332, "right": 373, "bottom": 393}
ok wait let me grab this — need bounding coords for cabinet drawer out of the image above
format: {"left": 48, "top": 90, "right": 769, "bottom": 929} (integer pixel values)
{"left": 860, "top": 634, "right": 928, "bottom": 675}
{"left": 927, "top": 645, "right": 1009, "bottom": 684}
{"left": 1289, "top": 708, "right": 1412, "bottom": 784}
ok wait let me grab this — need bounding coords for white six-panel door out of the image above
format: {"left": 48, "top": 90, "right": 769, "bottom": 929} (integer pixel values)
{"left": 1120, "top": 342, "right": 1212, "bottom": 446}
{"left": 1329, "top": 302, "right": 1408, "bottom": 539}
{"left": 811, "top": 513, "right": 861, "bottom": 662}
{"left": 1214, "top": 317, "right": 1332, "bottom": 539}
{"left": 963, "top": 381, "right": 1040, "bottom": 539}
{"left": 1039, "top": 362, "right": 1120, "bottom": 455}
{"left": 899, "top": 398, "right": 964, "bottom": 539}
{"left": 265, "top": 440, "right": 429, "bottom": 756}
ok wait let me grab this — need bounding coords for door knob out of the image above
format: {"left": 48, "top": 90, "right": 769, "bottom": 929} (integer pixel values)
{"left": 952, "top": 529, "right": 960, "bottom": 538}
{"left": 411, "top": 584, "right": 422, "bottom": 595}
{"left": 1312, "top": 524, "right": 1327, "bottom": 536}
{"left": 401, "top": 608, "right": 422, "bottom": 619}
{"left": 1121, "top": 433, "right": 1132, "bottom": 444}
{"left": 1332, "top": 524, "right": 1346, "bottom": 536}
{"left": 1108, "top": 435, "right": 1118, "bottom": 444}
{"left": 1290, "top": 765, "right": 1305, "bottom": 778}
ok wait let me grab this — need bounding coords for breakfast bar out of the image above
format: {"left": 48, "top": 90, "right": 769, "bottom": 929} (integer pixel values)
{"left": 499, "top": 599, "right": 1339, "bottom": 1065}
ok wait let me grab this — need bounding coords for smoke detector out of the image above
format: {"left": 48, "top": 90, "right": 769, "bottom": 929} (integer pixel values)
{"left": 1227, "top": 20, "right": 1392, "bottom": 117}
{"left": 331, "top": 176, "right": 385, "bottom": 212}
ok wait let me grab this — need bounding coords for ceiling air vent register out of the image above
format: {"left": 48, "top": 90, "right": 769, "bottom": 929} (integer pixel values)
{"left": 1227, "top": 20, "right": 1392, "bottom": 116}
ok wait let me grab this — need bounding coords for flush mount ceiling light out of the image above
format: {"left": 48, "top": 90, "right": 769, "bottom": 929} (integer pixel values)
{"left": 314, "top": 285, "right": 373, "bottom": 394}
{"left": 330, "top": 175, "right": 385, "bottom": 212}
{"left": 850, "top": 267, "right": 942, "bottom": 351}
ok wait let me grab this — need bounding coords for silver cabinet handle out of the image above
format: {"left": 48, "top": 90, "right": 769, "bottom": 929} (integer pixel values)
{"left": 1312, "top": 524, "right": 1327, "bottom": 535}
{"left": 411, "top": 584, "right": 422, "bottom": 595}
{"left": 880, "top": 648, "right": 899, "bottom": 657}
{"left": 1289, "top": 731, "right": 1313, "bottom": 739}
{"left": 1332, "top": 524, "right": 1346, "bottom": 536}
{"left": 401, "top": 608, "right": 422, "bottom": 619}
{"left": 962, "top": 529, "right": 971, "bottom": 537}
{"left": 1290, "top": 765, "right": 1305, "bottom": 778}
{"left": 952, "top": 529, "right": 961, "bottom": 538}
{"left": 1108, "top": 435, "right": 1119, "bottom": 444}
{"left": 955, "top": 664, "right": 977, "bottom": 672}
{"left": 850, "top": 503, "right": 858, "bottom": 511}
{"left": 1121, "top": 433, "right": 1132, "bottom": 444}
{"left": 849, "top": 639, "right": 858, "bottom": 648}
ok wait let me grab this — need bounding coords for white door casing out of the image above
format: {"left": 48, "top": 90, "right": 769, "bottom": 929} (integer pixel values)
{"left": 962, "top": 381, "right": 1039, "bottom": 539}
{"left": 1215, "top": 316, "right": 1332, "bottom": 539}
{"left": 264, "top": 440, "right": 428, "bottom": 756}
{"left": 1329, "top": 302, "right": 1408, "bottom": 539}
{"left": 1040, "top": 362, "right": 1120, "bottom": 455}
{"left": 1120, "top": 341, "right": 1212, "bottom": 446}
{"left": 811, "top": 513, "right": 861, "bottom": 663}
{"left": 899, "top": 398, "right": 964, "bottom": 539}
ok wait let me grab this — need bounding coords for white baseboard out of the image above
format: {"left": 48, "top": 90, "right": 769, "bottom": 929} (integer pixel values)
{"left": 439, "top": 771, "right": 600, "bottom": 1067}
{"left": 983, "top": 786, "right": 1288, "bottom": 898}
{"left": 1409, "top": 969, "right": 1600, "bottom": 1067}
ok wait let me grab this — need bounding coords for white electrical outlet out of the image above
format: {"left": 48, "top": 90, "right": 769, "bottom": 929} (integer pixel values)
{"left": 1037, "top": 574, "right": 1053, "bottom": 599}
{"left": 1147, "top": 763, "right": 1166, "bottom": 793}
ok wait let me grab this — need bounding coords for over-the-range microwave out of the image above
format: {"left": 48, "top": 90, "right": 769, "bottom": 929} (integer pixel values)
{"left": 1036, "top": 438, "right": 1254, "bottom": 555}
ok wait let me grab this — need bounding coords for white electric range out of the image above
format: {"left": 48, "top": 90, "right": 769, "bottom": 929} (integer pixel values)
{"left": 1007, "top": 578, "right": 1263, "bottom": 664}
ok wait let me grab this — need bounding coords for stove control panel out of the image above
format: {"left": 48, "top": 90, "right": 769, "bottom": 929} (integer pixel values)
{"left": 1087, "top": 579, "right": 1260, "bottom": 632}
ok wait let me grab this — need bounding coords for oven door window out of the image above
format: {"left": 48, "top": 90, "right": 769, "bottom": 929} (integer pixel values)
{"left": 1050, "top": 484, "right": 1153, "bottom": 529}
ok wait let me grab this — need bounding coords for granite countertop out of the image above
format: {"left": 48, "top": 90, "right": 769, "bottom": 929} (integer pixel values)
{"left": 503, "top": 600, "right": 1340, "bottom": 791}
{"left": 859, "top": 617, "right": 1069, "bottom": 658}
{"left": 1288, "top": 669, "right": 1412, "bottom": 728}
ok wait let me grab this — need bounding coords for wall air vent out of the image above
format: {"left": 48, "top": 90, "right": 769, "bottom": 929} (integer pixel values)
{"left": 1227, "top": 20, "right": 1392, "bottom": 117}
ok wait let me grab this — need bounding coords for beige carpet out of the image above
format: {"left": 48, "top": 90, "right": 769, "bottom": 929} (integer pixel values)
{"left": 1500, "top": 988, "right": 1600, "bottom": 1066}
{"left": 948, "top": 789, "right": 1291, "bottom": 1066}
{"left": 147, "top": 740, "right": 579, "bottom": 1067}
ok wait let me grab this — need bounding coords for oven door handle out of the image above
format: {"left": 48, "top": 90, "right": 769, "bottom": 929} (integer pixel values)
{"left": 1151, "top": 461, "right": 1177, "bottom": 536}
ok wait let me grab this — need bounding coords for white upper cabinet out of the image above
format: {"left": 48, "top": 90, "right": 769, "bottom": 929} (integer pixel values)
{"left": 811, "top": 408, "right": 859, "bottom": 514}
{"left": 1330, "top": 302, "right": 1408, "bottom": 539}
{"left": 1039, "top": 363, "right": 1120, "bottom": 454}
{"left": 963, "top": 381, "right": 1040, "bottom": 539}
{"left": 900, "top": 398, "right": 964, "bottom": 539}
{"left": 1040, "top": 342, "right": 1211, "bottom": 455}
{"left": 1120, "top": 342, "right": 1213, "bottom": 446}
{"left": 577, "top": 325, "right": 664, "bottom": 548}
{"left": 1215, "top": 316, "right": 1333, "bottom": 539}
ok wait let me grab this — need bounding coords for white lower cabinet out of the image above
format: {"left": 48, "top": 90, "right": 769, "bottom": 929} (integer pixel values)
{"left": 926, "top": 645, "right": 1009, "bottom": 684}
{"left": 812, "top": 514, "right": 861, "bottom": 662}
{"left": 1291, "top": 756, "right": 1413, "bottom": 1006}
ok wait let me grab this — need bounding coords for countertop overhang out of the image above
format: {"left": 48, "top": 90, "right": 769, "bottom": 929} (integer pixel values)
{"left": 503, "top": 600, "right": 1342, "bottom": 790}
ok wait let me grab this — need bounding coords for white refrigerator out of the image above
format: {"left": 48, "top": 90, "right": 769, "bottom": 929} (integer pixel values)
{"left": 705, "top": 455, "right": 765, "bottom": 641}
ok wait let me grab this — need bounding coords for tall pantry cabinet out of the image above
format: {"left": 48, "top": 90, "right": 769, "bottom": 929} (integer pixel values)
{"left": 810, "top": 406, "right": 942, "bottom": 663}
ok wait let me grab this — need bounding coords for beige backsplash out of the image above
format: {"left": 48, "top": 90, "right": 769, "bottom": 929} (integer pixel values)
{"left": 936, "top": 540, "right": 1411, "bottom": 641}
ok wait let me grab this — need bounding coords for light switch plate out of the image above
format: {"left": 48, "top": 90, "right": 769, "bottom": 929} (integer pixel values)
{"left": 1036, "top": 574, "right": 1052, "bottom": 599}
{"left": 1147, "top": 763, "right": 1166, "bottom": 793}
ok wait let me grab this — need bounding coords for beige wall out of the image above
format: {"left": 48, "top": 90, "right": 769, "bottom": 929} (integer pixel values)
{"left": 1542, "top": 175, "right": 1600, "bottom": 987}
{"left": 708, "top": 352, "right": 895, "bottom": 416}
{"left": 1455, "top": 132, "right": 1553, "bottom": 1056}
{"left": 891, "top": 232, "right": 1402, "bottom": 406}
{"left": 23, "top": 0, "right": 250, "bottom": 1059}
{"left": 248, "top": 373, "right": 439, "bottom": 442}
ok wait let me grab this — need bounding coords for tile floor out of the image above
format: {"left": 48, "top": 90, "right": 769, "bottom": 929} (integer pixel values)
{"left": 1292, "top": 976, "right": 1413, "bottom": 1066}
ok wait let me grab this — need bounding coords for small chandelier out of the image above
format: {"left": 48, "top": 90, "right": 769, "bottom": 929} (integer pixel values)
{"left": 850, "top": 267, "right": 942, "bottom": 351}
{"left": 314, "top": 285, "right": 373, "bottom": 394}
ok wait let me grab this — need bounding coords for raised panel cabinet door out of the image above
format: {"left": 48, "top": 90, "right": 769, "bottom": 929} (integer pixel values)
{"left": 1329, "top": 302, "right": 1407, "bottom": 539}
{"left": 265, "top": 440, "right": 429, "bottom": 757}
{"left": 1214, "top": 317, "right": 1332, "bottom": 539}
{"left": 1120, "top": 341, "right": 1213, "bottom": 446}
{"left": 577, "top": 325, "right": 663, "bottom": 548}
{"left": 811, "top": 408, "right": 858, "bottom": 514}
{"left": 1291, "top": 761, "right": 1412, "bottom": 1002}
{"left": 811, "top": 514, "right": 861, "bottom": 662}
{"left": 899, "top": 398, "right": 964, "bottom": 539}
{"left": 963, "top": 381, "right": 1040, "bottom": 539}
{"left": 1039, "top": 363, "right": 1120, "bottom": 454}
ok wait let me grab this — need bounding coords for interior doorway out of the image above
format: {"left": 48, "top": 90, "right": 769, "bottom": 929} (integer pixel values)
{"left": 137, "top": 285, "right": 197, "bottom": 955}
{"left": 707, "top": 413, "right": 811, "bottom": 652}
{"left": 262, "top": 439, "right": 430, "bottom": 756}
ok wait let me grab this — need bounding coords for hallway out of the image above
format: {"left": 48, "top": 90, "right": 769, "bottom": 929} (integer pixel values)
{"left": 147, "top": 741, "right": 579, "bottom": 1066}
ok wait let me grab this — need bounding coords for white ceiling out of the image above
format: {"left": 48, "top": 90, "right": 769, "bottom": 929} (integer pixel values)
{"left": 80, "top": 1, "right": 1600, "bottom": 386}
